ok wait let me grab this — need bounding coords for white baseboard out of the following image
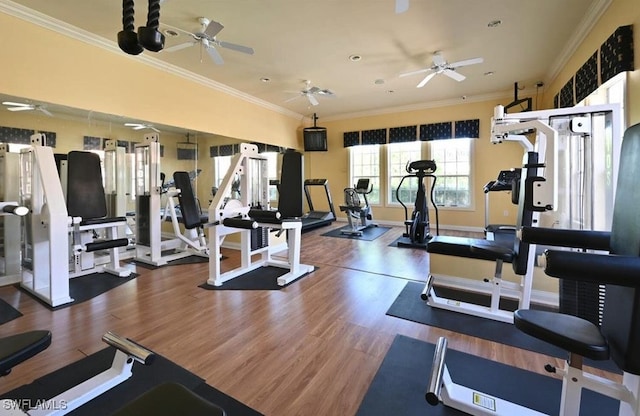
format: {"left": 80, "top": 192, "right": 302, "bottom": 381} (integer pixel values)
{"left": 430, "top": 273, "right": 559, "bottom": 308}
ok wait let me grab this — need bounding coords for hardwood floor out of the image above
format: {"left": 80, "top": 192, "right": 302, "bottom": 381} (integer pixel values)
{"left": 0, "top": 225, "right": 618, "bottom": 415}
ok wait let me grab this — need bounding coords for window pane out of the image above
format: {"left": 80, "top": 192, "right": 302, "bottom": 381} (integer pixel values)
{"left": 429, "top": 139, "right": 471, "bottom": 208}
{"left": 350, "top": 145, "right": 380, "bottom": 204}
{"left": 387, "top": 141, "right": 422, "bottom": 204}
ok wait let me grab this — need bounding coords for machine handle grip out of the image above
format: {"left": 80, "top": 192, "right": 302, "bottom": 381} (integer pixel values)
{"left": 102, "top": 331, "right": 155, "bottom": 365}
{"left": 425, "top": 337, "right": 447, "bottom": 406}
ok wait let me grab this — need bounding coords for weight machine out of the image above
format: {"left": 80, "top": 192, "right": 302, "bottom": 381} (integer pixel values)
{"left": 207, "top": 143, "right": 313, "bottom": 287}
{"left": 19, "top": 134, "right": 131, "bottom": 308}
{"left": 339, "top": 178, "right": 377, "bottom": 236}
{"left": 133, "top": 134, "right": 208, "bottom": 266}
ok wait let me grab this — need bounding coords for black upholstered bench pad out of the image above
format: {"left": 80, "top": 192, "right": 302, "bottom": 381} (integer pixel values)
{"left": 515, "top": 310, "right": 609, "bottom": 361}
{"left": 427, "top": 235, "right": 513, "bottom": 262}
{"left": 0, "top": 330, "right": 51, "bottom": 374}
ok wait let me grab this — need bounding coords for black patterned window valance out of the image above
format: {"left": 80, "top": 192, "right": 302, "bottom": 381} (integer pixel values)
{"left": 600, "top": 25, "right": 634, "bottom": 84}
{"left": 209, "top": 145, "right": 219, "bottom": 157}
{"left": 575, "top": 52, "right": 599, "bottom": 103}
{"left": 559, "top": 78, "right": 575, "bottom": 108}
{"left": 419, "top": 122, "right": 452, "bottom": 141}
{"left": 454, "top": 119, "right": 480, "bottom": 138}
{"left": 554, "top": 25, "right": 633, "bottom": 108}
{"left": 361, "top": 129, "right": 387, "bottom": 145}
{"left": 219, "top": 144, "right": 234, "bottom": 156}
{"left": 83, "top": 136, "right": 103, "bottom": 150}
{"left": 343, "top": 131, "right": 360, "bottom": 147}
{"left": 388, "top": 126, "right": 417, "bottom": 143}
{"left": 265, "top": 144, "right": 284, "bottom": 153}
{"left": 0, "top": 126, "right": 56, "bottom": 147}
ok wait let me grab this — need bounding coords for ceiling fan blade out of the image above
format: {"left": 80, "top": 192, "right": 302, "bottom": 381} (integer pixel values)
{"left": 164, "top": 41, "right": 197, "bottom": 52}
{"left": 395, "top": 0, "right": 409, "bottom": 13}
{"left": 307, "top": 94, "right": 319, "bottom": 106}
{"left": 432, "top": 53, "right": 446, "bottom": 67}
{"left": 284, "top": 95, "right": 302, "bottom": 103}
{"left": 7, "top": 106, "right": 33, "bottom": 112}
{"left": 149, "top": 126, "right": 160, "bottom": 132}
{"left": 205, "top": 44, "right": 225, "bottom": 65}
{"left": 39, "top": 108, "right": 53, "bottom": 117}
{"left": 416, "top": 72, "right": 437, "bottom": 88}
{"left": 204, "top": 20, "right": 224, "bottom": 38}
{"left": 218, "top": 41, "right": 255, "bottom": 55}
{"left": 399, "top": 68, "right": 431, "bottom": 78}
{"left": 449, "top": 57, "right": 484, "bottom": 68}
{"left": 317, "top": 89, "right": 334, "bottom": 96}
{"left": 443, "top": 69, "right": 466, "bottom": 82}
{"left": 2, "top": 101, "right": 30, "bottom": 107}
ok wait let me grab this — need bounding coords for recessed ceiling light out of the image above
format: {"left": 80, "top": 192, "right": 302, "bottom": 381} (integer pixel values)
{"left": 349, "top": 54, "right": 362, "bottom": 62}
{"left": 260, "top": 77, "right": 271, "bottom": 83}
{"left": 163, "top": 29, "right": 179, "bottom": 37}
{"left": 484, "top": 71, "right": 494, "bottom": 76}
{"left": 374, "top": 79, "right": 385, "bottom": 85}
{"left": 488, "top": 20, "right": 502, "bottom": 28}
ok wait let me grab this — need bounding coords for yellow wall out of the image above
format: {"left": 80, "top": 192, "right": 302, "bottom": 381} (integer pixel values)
{"left": 0, "top": 12, "right": 302, "bottom": 150}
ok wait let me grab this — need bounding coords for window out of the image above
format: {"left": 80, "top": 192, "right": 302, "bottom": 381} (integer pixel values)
{"left": 430, "top": 139, "right": 472, "bottom": 207}
{"left": 213, "top": 155, "right": 232, "bottom": 197}
{"left": 263, "top": 151, "right": 279, "bottom": 202}
{"left": 387, "top": 141, "right": 421, "bottom": 205}
{"left": 350, "top": 145, "right": 380, "bottom": 204}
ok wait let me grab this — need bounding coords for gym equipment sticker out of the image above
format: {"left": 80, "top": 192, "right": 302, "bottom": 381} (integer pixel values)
{"left": 473, "top": 392, "right": 496, "bottom": 411}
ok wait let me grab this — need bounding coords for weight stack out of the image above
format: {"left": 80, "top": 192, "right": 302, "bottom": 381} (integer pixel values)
{"left": 251, "top": 227, "right": 269, "bottom": 251}
{"left": 559, "top": 280, "right": 604, "bottom": 327}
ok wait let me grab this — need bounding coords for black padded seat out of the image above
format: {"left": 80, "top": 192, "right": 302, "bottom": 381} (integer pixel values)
{"left": 80, "top": 216, "right": 127, "bottom": 226}
{"left": 111, "top": 382, "right": 226, "bottom": 416}
{"left": 514, "top": 310, "right": 609, "bottom": 361}
{"left": 427, "top": 236, "right": 514, "bottom": 262}
{"left": 0, "top": 330, "right": 52, "bottom": 376}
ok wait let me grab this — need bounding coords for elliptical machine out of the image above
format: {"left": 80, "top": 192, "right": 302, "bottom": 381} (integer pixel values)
{"left": 396, "top": 160, "right": 439, "bottom": 248}
{"left": 339, "top": 178, "right": 377, "bottom": 236}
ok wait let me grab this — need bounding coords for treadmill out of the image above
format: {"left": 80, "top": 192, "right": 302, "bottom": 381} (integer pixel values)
{"left": 302, "top": 179, "right": 336, "bottom": 231}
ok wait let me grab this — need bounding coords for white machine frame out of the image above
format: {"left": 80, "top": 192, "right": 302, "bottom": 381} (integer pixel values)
{"left": 208, "top": 143, "right": 313, "bottom": 287}
{"left": 0, "top": 332, "right": 154, "bottom": 416}
{"left": 0, "top": 144, "right": 22, "bottom": 285}
{"left": 19, "top": 134, "right": 131, "bottom": 308}
{"left": 133, "top": 133, "right": 207, "bottom": 266}
{"left": 426, "top": 336, "right": 640, "bottom": 416}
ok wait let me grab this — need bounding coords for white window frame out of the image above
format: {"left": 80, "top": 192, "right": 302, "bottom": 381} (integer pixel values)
{"left": 428, "top": 138, "right": 473, "bottom": 209}
{"left": 349, "top": 145, "right": 381, "bottom": 205}
{"left": 387, "top": 141, "right": 422, "bottom": 206}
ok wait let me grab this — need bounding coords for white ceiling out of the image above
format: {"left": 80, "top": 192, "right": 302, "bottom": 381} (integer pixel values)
{"left": 3, "top": 0, "right": 608, "bottom": 121}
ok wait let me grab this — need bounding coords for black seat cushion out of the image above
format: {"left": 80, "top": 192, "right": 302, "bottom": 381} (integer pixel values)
{"left": 514, "top": 310, "right": 609, "bottom": 361}
{"left": 111, "top": 382, "right": 226, "bottom": 416}
{"left": 0, "top": 330, "right": 52, "bottom": 376}
{"left": 427, "top": 236, "right": 514, "bottom": 262}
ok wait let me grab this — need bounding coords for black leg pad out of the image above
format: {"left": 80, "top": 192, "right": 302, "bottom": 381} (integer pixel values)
{"left": 0, "top": 330, "right": 52, "bottom": 376}
{"left": 111, "top": 382, "right": 226, "bottom": 416}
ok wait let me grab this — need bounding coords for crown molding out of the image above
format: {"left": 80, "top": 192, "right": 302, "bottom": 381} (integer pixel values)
{"left": 545, "top": 0, "right": 612, "bottom": 85}
{"left": 0, "top": 0, "right": 302, "bottom": 120}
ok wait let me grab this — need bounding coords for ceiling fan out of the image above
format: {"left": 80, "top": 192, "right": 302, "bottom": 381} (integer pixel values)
{"left": 162, "top": 17, "right": 254, "bottom": 65}
{"left": 125, "top": 122, "right": 160, "bottom": 132}
{"left": 285, "top": 80, "right": 335, "bottom": 106}
{"left": 2, "top": 101, "right": 53, "bottom": 116}
{"left": 400, "top": 51, "right": 484, "bottom": 88}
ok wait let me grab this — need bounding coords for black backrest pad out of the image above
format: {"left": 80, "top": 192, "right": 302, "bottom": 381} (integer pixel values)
{"left": 173, "top": 171, "right": 201, "bottom": 230}
{"left": 278, "top": 151, "right": 304, "bottom": 218}
{"left": 511, "top": 152, "right": 537, "bottom": 275}
{"left": 602, "top": 123, "right": 640, "bottom": 374}
{"left": 66, "top": 151, "right": 107, "bottom": 219}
